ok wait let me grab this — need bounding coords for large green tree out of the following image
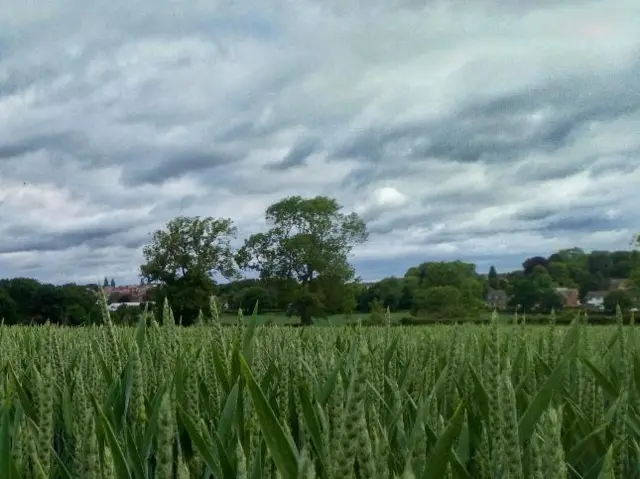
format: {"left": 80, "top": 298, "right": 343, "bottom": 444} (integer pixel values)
{"left": 236, "top": 196, "right": 368, "bottom": 325}
{"left": 140, "top": 216, "right": 238, "bottom": 324}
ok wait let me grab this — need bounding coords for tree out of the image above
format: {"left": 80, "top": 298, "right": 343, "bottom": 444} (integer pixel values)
{"left": 141, "top": 216, "right": 238, "bottom": 283}
{"left": 538, "top": 288, "right": 563, "bottom": 313}
{"left": 0, "top": 287, "right": 18, "bottom": 324}
{"left": 509, "top": 278, "right": 540, "bottom": 312}
{"left": 232, "top": 286, "right": 276, "bottom": 314}
{"left": 630, "top": 267, "right": 640, "bottom": 294}
{"left": 411, "top": 286, "right": 463, "bottom": 317}
{"left": 587, "top": 251, "right": 613, "bottom": 276}
{"left": 610, "top": 251, "right": 634, "bottom": 278}
{"left": 368, "top": 277, "right": 405, "bottom": 311}
{"left": 603, "top": 290, "right": 633, "bottom": 314}
{"left": 531, "top": 265, "right": 553, "bottom": 289}
{"left": 508, "top": 276, "right": 560, "bottom": 313}
{"left": 32, "top": 283, "right": 65, "bottom": 324}
{"left": 548, "top": 247, "right": 586, "bottom": 265}
{"left": 0, "top": 278, "right": 41, "bottom": 321}
{"left": 488, "top": 265, "right": 499, "bottom": 289}
{"left": 547, "top": 261, "right": 576, "bottom": 287}
{"left": 236, "top": 196, "right": 368, "bottom": 325}
{"left": 420, "top": 261, "right": 478, "bottom": 289}
{"left": 312, "top": 274, "right": 359, "bottom": 315}
{"left": 140, "top": 216, "right": 238, "bottom": 324}
{"left": 522, "top": 256, "right": 549, "bottom": 276}
{"left": 573, "top": 270, "right": 608, "bottom": 299}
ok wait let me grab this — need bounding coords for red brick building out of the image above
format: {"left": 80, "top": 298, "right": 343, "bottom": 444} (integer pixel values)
{"left": 103, "top": 284, "right": 156, "bottom": 302}
{"left": 555, "top": 287, "right": 580, "bottom": 308}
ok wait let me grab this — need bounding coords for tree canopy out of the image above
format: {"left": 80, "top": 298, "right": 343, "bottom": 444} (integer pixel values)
{"left": 140, "top": 216, "right": 238, "bottom": 324}
{"left": 140, "top": 216, "right": 238, "bottom": 283}
{"left": 236, "top": 195, "right": 368, "bottom": 324}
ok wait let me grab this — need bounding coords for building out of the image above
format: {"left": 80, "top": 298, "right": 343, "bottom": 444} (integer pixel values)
{"left": 583, "top": 291, "right": 607, "bottom": 311}
{"left": 485, "top": 289, "right": 508, "bottom": 310}
{"left": 103, "top": 284, "right": 157, "bottom": 302}
{"left": 609, "top": 278, "right": 631, "bottom": 290}
{"left": 107, "top": 301, "right": 150, "bottom": 312}
{"left": 555, "top": 287, "right": 580, "bottom": 308}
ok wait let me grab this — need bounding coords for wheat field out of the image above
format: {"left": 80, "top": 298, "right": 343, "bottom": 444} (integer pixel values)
{"left": 0, "top": 293, "right": 637, "bottom": 478}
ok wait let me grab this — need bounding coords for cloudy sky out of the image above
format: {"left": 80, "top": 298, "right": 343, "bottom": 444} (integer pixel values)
{"left": 1, "top": 0, "right": 639, "bottom": 285}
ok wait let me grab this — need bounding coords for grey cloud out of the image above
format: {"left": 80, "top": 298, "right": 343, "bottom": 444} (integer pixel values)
{"left": 0, "top": 223, "right": 134, "bottom": 254}
{"left": 543, "top": 215, "right": 619, "bottom": 234}
{"left": 148, "top": 196, "right": 202, "bottom": 215}
{"left": 267, "top": 137, "right": 321, "bottom": 170}
{"left": 0, "top": 133, "right": 83, "bottom": 160}
{"left": 333, "top": 59, "right": 640, "bottom": 180}
{"left": 509, "top": 160, "right": 587, "bottom": 183}
{"left": 513, "top": 207, "right": 558, "bottom": 223}
{"left": 418, "top": 67, "right": 640, "bottom": 165}
{"left": 540, "top": 205, "right": 634, "bottom": 234}
{"left": 126, "top": 149, "right": 240, "bottom": 185}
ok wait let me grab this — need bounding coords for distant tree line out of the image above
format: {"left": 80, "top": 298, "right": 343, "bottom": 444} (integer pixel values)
{"left": 0, "top": 278, "right": 101, "bottom": 325}
{"left": 0, "top": 198, "right": 638, "bottom": 326}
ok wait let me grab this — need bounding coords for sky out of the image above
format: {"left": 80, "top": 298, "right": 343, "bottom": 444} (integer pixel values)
{"left": 0, "top": 0, "right": 639, "bottom": 285}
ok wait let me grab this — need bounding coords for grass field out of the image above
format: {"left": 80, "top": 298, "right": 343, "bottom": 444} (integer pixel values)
{"left": 0, "top": 296, "right": 637, "bottom": 477}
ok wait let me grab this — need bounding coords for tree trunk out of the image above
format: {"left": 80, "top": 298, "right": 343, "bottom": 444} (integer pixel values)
{"left": 300, "top": 310, "right": 313, "bottom": 326}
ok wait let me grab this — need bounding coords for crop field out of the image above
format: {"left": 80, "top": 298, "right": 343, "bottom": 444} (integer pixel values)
{"left": 0, "top": 298, "right": 637, "bottom": 478}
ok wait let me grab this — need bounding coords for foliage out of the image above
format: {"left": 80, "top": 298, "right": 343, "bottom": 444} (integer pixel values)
{"left": 232, "top": 286, "right": 276, "bottom": 314}
{"left": 508, "top": 276, "right": 563, "bottom": 313}
{"left": 140, "top": 216, "right": 238, "bottom": 324}
{"left": 140, "top": 215, "right": 238, "bottom": 283}
{"left": 411, "top": 285, "right": 464, "bottom": 317}
{"left": 367, "top": 298, "right": 387, "bottom": 324}
{"left": 236, "top": 195, "right": 368, "bottom": 325}
{"left": 488, "top": 265, "right": 499, "bottom": 289}
{"left": 151, "top": 274, "right": 216, "bottom": 325}
{"left": 0, "top": 287, "right": 18, "bottom": 323}
{"left": 603, "top": 289, "right": 634, "bottom": 314}
{"left": 522, "top": 255, "right": 548, "bottom": 275}
{"left": 0, "top": 278, "right": 98, "bottom": 325}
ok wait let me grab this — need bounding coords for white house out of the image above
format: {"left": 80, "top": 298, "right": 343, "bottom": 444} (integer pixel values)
{"left": 583, "top": 291, "right": 607, "bottom": 311}
{"left": 107, "top": 301, "right": 149, "bottom": 312}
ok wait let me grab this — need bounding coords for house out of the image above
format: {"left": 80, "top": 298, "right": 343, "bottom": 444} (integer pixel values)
{"left": 485, "top": 289, "right": 508, "bottom": 310}
{"left": 107, "top": 301, "right": 148, "bottom": 312}
{"left": 609, "top": 278, "right": 631, "bottom": 290}
{"left": 555, "top": 287, "right": 580, "bottom": 308}
{"left": 583, "top": 291, "right": 607, "bottom": 311}
{"left": 103, "top": 284, "right": 157, "bottom": 302}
